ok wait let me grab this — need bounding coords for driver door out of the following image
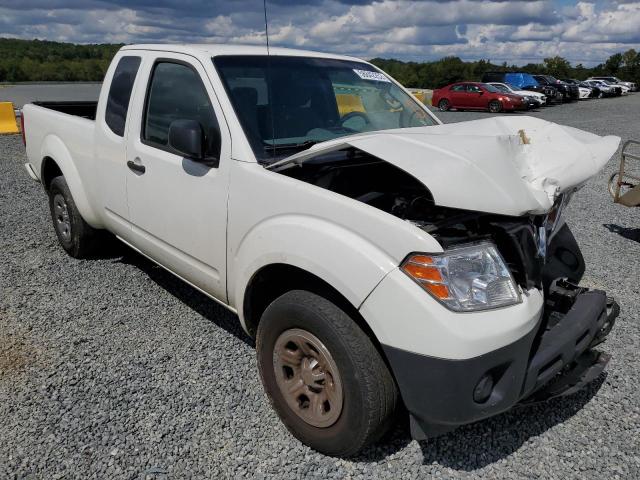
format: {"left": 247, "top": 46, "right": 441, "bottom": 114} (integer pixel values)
{"left": 124, "top": 52, "right": 231, "bottom": 302}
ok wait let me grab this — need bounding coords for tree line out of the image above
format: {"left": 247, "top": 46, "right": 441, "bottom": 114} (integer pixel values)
{"left": 0, "top": 38, "right": 122, "bottom": 82}
{"left": 1, "top": 37, "right": 639, "bottom": 88}
{"left": 370, "top": 50, "right": 640, "bottom": 89}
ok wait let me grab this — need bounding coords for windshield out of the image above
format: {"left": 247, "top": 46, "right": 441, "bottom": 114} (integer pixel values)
{"left": 213, "top": 55, "right": 436, "bottom": 163}
{"left": 490, "top": 83, "right": 510, "bottom": 93}
{"left": 481, "top": 83, "right": 501, "bottom": 93}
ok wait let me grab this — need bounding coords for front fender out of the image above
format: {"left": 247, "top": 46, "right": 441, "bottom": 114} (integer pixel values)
{"left": 232, "top": 214, "right": 400, "bottom": 329}
{"left": 40, "top": 134, "right": 101, "bottom": 227}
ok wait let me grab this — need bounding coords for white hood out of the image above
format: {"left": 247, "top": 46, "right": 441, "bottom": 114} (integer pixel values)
{"left": 275, "top": 116, "right": 620, "bottom": 216}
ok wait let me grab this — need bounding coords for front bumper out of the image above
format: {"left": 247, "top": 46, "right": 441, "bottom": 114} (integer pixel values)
{"left": 383, "top": 283, "right": 619, "bottom": 439}
{"left": 525, "top": 98, "right": 543, "bottom": 109}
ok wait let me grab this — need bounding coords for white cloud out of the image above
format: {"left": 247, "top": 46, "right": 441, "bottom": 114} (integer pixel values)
{"left": 0, "top": 0, "right": 639, "bottom": 65}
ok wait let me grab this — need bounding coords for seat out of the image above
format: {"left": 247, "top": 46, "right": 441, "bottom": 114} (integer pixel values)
{"left": 270, "top": 78, "right": 324, "bottom": 139}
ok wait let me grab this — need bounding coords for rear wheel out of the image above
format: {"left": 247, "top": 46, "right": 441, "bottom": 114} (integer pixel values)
{"left": 48, "top": 176, "right": 100, "bottom": 258}
{"left": 256, "top": 290, "right": 398, "bottom": 457}
{"left": 488, "top": 100, "right": 502, "bottom": 113}
{"left": 438, "top": 99, "right": 450, "bottom": 111}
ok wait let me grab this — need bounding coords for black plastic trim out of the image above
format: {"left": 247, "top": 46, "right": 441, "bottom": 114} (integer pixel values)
{"left": 383, "top": 288, "right": 617, "bottom": 440}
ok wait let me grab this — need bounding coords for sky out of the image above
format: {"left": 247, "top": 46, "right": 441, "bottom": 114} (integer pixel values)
{"left": 0, "top": 1, "right": 639, "bottom": 65}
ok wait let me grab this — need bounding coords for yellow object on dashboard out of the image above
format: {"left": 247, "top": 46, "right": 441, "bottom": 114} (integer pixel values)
{"left": 336, "top": 94, "right": 366, "bottom": 117}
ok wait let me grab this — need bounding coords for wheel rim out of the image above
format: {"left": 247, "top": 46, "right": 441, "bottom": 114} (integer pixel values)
{"left": 273, "top": 328, "right": 344, "bottom": 428}
{"left": 439, "top": 100, "right": 449, "bottom": 111}
{"left": 53, "top": 193, "right": 71, "bottom": 241}
{"left": 489, "top": 101, "right": 500, "bottom": 112}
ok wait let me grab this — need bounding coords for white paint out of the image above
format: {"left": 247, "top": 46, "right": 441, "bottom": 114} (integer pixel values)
{"left": 22, "top": 44, "right": 619, "bottom": 362}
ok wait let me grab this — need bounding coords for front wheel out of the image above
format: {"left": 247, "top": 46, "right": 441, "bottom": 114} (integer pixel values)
{"left": 48, "top": 176, "right": 100, "bottom": 258}
{"left": 256, "top": 290, "right": 398, "bottom": 457}
{"left": 488, "top": 100, "right": 502, "bottom": 113}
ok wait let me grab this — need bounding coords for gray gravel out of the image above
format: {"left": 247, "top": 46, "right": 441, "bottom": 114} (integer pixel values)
{"left": 1, "top": 94, "right": 640, "bottom": 479}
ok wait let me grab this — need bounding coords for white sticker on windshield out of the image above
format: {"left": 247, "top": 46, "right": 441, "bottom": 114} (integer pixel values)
{"left": 353, "top": 69, "right": 391, "bottom": 82}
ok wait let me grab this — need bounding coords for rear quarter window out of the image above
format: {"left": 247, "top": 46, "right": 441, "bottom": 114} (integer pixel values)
{"left": 105, "top": 56, "right": 141, "bottom": 137}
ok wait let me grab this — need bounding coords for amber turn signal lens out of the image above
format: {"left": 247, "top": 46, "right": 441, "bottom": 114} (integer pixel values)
{"left": 422, "top": 283, "right": 450, "bottom": 299}
{"left": 402, "top": 262, "right": 443, "bottom": 282}
{"left": 401, "top": 255, "right": 450, "bottom": 299}
{"left": 408, "top": 255, "right": 433, "bottom": 265}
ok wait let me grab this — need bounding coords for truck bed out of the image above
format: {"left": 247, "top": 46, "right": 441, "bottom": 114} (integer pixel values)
{"left": 32, "top": 101, "right": 97, "bottom": 120}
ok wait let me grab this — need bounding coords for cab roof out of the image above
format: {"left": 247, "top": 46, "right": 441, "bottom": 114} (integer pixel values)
{"left": 121, "top": 43, "right": 365, "bottom": 63}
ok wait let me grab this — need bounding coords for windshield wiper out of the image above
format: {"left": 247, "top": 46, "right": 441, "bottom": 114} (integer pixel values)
{"left": 263, "top": 140, "right": 319, "bottom": 153}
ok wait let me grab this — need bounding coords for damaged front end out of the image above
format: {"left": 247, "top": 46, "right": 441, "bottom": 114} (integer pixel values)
{"left": 272, "top": 139, "right": 619, "bottom": 422}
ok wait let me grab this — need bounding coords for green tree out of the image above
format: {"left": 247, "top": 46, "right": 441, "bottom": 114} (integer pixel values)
{"left": 622, "top": 49, "right": 638, "bottom": 68}
{"left": 543, "top": 56, "right": 571, "bottom": 77}
{"left": 604, "top": 53, "right": 623, "bottom": 74}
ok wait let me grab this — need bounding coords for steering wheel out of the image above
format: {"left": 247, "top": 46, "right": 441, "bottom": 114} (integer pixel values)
{"left": 341, "top": 111, "right": 371, "bottom": 127}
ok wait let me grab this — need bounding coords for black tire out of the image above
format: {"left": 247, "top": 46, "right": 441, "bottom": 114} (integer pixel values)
{"left": 48, "top": 176, "right": 100, "bottom": 258}
{"left": 438, "top": 99, "right": 450, "bottom": 111}
{"left": 488, "top": 100, "right": 502, "bottom": 113}
{"left": 256, "top": 290, "right": 398, "bottom": 457}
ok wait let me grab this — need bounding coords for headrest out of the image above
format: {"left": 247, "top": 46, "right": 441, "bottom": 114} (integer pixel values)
{"left": 232, "top": 86, "right": 258, "bottom": 107}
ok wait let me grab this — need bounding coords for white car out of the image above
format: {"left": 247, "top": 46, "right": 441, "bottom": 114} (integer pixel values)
{"left": 585, "top": 80, "right": 618, "bottom": 97}
{"left": 487, "top": 82, "right": 546, "bottom": 106}
{"left": 21, "top": 44, "right": 621, "bottom": 457}
{"left": 578, "top": 86, "right": 593, "bottom": 99}
{"left": 589, "top": 76, "right": 636, "bottom": 92}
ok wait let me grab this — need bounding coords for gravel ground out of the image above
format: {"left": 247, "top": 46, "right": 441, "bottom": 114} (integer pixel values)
{"left": 1, "top": 94, "right": 640, "bottom": 479}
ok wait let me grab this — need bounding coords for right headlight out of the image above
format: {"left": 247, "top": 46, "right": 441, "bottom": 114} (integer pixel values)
{"left": 401, "top": 242, "right": 521, "bottom": 312}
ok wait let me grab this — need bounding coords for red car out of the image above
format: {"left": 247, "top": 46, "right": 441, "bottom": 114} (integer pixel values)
{"left": 432, "top": 82, "right": 526, "bottom": 113}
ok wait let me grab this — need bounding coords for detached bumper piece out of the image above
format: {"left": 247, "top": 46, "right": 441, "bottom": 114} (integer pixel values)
{"left": 521, "top": 280, "right": 618, "bottom": 400}
{"left": 384, "top": 280, "right": 619, "bottom": 441}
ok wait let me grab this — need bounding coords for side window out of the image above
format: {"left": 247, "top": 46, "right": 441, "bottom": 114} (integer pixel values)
{"left": 466, "top": 85, "right": 482, "bottom": 93}
{"left": 450, "top": 84, "right": 465, "bottom": 92}
{"left": 142, "top": 61, "right": 221, "bottom": 158}
{"left": 105, "top": 56, "right": 141, "bottom": 137}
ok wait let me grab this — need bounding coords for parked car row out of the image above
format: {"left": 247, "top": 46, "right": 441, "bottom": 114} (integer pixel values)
{"left": 431, "top": 71, "right": 636, "bottom": 113}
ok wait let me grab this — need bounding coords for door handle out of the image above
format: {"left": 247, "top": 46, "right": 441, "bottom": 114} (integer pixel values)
{"left": 127, "top": 159, "right": 146, "bottom": 174}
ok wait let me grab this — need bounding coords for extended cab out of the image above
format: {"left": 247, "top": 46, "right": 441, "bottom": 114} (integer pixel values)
{"left": 22, "top": 44, "right": 621, "bottom": 457}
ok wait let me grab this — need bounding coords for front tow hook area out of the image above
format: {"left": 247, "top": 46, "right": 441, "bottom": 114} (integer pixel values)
{"left": 521, "top": 350, "right": 610, "bottom": 404}
{"left": 590, "top": 297, "right": 619, "bottom": 348}
{"left": 522, "top": 292, "right": 620, "bottom": 405}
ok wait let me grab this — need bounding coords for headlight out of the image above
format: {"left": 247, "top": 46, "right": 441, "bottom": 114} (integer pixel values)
{"left": 401, "top": 242, "right": 521, "bottom": 312}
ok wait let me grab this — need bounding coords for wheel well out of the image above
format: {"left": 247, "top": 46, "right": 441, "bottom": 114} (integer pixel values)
{"left": 41, "top": 157, "right": 62, "bottom": 192}
{"left": 243, "top": 264, "right": 387, "bottom": 359}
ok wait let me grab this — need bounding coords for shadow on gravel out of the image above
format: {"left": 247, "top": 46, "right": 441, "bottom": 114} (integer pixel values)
{"left": 603, "top": 223, "right": 640, "bottom": 243}
{"left": 114, "top": 249, "right": 254, "bottom": 347}
{"left": 417, "top": 374, "right": 606, "bottom": 471}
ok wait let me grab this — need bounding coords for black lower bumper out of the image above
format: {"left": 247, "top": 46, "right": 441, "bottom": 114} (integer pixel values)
{"left": 383, "top": 284, "right": 619, "bottom": 440}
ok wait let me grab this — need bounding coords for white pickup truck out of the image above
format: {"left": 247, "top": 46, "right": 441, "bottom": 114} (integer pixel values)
{"left": 22, "top": 44, "right": 621, "bottom": 457}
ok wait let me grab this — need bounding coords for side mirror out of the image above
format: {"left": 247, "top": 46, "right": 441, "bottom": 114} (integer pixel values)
{"left": 168, "top": 119, "right": 204, "bottom": 160}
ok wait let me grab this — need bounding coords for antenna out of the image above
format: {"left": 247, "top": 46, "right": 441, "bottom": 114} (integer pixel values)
{"left": 263, "top": 0, "right": 271, "bottom": 54}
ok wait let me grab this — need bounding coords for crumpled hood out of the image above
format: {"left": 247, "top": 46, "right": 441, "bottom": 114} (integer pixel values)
{"left": 278, "top": 116, "right": 620, "bottom": 216}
